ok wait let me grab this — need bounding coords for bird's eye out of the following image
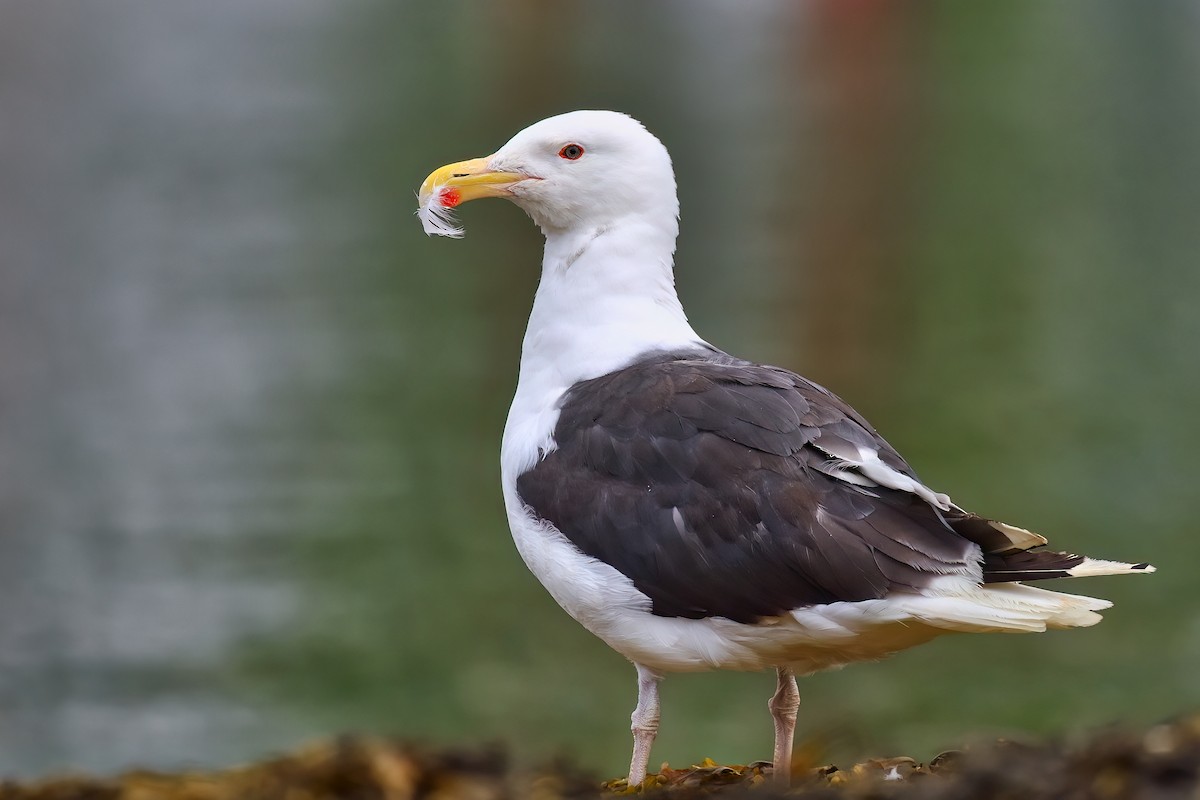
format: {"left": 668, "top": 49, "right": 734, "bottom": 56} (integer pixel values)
{"left": 558, "top": 144, "right": 585, "bottom": 160}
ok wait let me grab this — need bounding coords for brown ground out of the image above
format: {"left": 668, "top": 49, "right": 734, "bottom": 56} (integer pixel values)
{"left": 3, "top": 714, "right": 1198, "bottom": 800}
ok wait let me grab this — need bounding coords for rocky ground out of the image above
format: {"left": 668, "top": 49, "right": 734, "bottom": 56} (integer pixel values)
{"left": 3, "top": 714, "right": 1199, "bottom": 800}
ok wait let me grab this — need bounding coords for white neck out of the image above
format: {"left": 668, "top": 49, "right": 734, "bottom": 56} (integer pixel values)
{"left": 501, "top": 217, "right": 702, "bottom": 477}
{"left": 520, "top": 218, "right": 700, "bottom": 392}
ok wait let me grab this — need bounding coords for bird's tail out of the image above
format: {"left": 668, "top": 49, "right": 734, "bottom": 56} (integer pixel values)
{"left": 945, "top": 511, "right": 1156, "bottom": 583}
{"left": 897, "top": 580, "right": 1120, "bottom": 634}
{"left": 899, "top": 511, "right": 1156, "bottom": 634}
{"left": 981, "top": 548, "right": 1155, "bottom": 583}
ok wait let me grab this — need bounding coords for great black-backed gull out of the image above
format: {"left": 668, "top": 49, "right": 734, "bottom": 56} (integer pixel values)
{"left": 416, "top": 110, "right": 1154, "bottom": 786}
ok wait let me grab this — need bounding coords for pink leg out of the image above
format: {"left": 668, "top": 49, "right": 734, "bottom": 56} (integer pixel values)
{"left": 769, "top": 666, "right": 800, "bottom": 785}
{"left": 627, "top": 664, "right": 661, "bottom": 786}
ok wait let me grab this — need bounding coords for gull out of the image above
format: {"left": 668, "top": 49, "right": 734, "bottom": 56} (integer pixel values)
{"left": 417, "top": 110, "right": 1154, "bottom": 786}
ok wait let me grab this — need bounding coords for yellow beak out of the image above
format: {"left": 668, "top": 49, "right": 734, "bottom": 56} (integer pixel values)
{"left": 418, "top": 156, "right": 527, "bottom": 208}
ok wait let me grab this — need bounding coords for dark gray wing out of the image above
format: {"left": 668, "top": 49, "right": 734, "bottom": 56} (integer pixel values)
{"left": 516, "top": 350, "right": 1055, "bottom": 623}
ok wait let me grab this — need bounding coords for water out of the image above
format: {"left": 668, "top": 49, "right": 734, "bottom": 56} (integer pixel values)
{"left": 0, "top": 0, "right": 1197, "bottom": 779}
{"left": 0, "top": 0, "right": 356, "bottom": 771}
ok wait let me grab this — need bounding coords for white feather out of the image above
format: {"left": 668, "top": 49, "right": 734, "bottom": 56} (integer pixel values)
{"left": 1067, "top": 558, "right": 1157, "bottom": 577}
{"left": 853, "top": 445, "right": 952, "bottom": 510}
{"left": 416, "top": 187, "right": 465, "bottom": 238}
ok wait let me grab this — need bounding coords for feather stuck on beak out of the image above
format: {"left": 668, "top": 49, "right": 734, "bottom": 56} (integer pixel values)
{"left": 417, "top": 157, "right": 527, "bottom": 238}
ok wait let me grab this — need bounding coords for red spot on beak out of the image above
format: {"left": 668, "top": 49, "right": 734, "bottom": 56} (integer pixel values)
{"left": 440, "top": 187, "right": 462, "bottom": 208}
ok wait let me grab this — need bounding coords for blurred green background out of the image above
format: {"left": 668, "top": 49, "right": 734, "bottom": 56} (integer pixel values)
{"left": 1, "top": 0, "right": 1197, "bottom": 780}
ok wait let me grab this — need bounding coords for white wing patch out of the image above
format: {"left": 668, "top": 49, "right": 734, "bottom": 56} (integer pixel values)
{"left": 813, "top": 437, "right": 951, "bottom": 511}
{"left": 416, "top": 187, "right": 466, "bottom": 238}
{"left": 822, "top": 465, "right": 878, "bottom": 489}
{"left": 855, "top": 448, "right": 952, "bottom": 510}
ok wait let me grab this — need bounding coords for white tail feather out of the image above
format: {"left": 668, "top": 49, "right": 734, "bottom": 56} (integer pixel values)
{"left": 1067, "top": 557, "right": 1157, "bottom": 578}
{"left": 898, "top": 583, "right": 1113, "bottom": 634}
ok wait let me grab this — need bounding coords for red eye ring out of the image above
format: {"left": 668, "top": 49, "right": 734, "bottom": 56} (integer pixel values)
{"left": 558, "top": 143, "right": 585, "bottom": 160}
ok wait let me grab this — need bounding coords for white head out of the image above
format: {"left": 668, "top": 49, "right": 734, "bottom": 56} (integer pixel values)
{"left": 422, "top": 111, "right": 702, "bottom": 425}
{"left": 418, "top": 110, "right": 679, "bottom": 237}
